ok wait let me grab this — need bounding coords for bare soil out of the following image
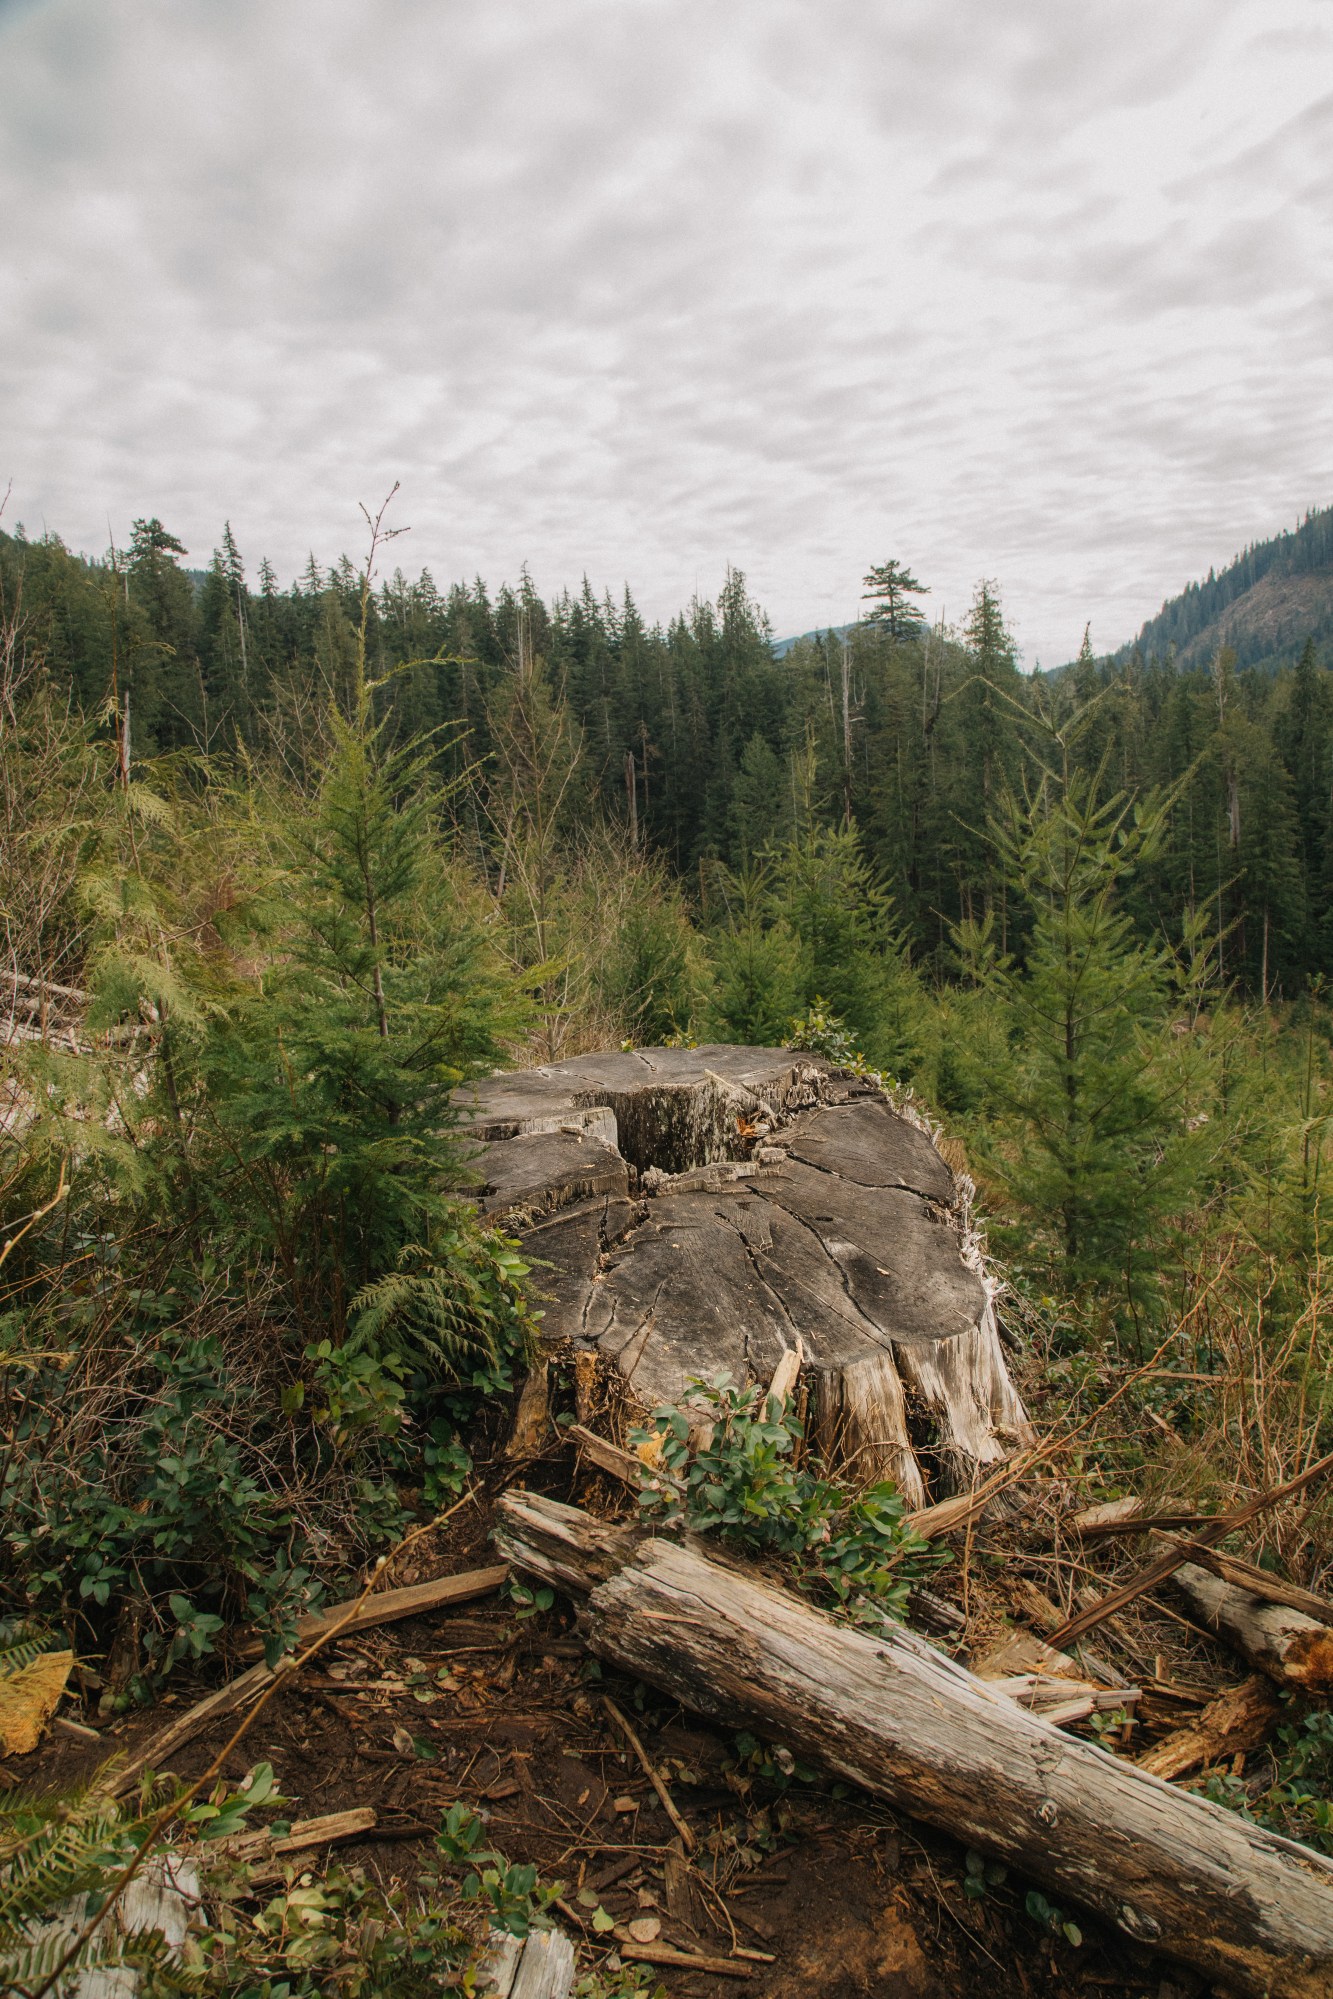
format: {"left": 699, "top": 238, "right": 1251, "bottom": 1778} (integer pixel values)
{"left": 11, "top": 1422, "right": 1240, "bottom": 1999}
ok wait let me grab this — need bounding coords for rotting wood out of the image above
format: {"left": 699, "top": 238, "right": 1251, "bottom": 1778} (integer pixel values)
{"left": 1137, "top": 1677, "right": 1281, "bottom": 1782}
{"left": 495, "top": 1491, "right": 1333, "bottom": 1999}
{"left": 1048, "top": 1446, "right": 1333, "bottom": 1650}
{"left": 1166, "top": 1552, "right": 1333, "bottom": 1693}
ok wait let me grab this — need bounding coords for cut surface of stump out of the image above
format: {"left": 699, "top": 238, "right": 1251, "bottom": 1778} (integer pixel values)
{"left": 456, "top": 1046, "right": 1031, "bottom": 1501}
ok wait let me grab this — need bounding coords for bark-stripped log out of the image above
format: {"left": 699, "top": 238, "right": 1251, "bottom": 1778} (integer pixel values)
{"left": 495, "top": 1492, "right": 1333, "bottom": 1999}
{"left": 1169, "top": 1553, "right": 1333, "bottom": 1693}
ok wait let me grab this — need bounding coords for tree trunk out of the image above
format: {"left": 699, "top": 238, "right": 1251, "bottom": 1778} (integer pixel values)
{"left": 495, "top": 1492, "right": 1333, "bottom": 1999}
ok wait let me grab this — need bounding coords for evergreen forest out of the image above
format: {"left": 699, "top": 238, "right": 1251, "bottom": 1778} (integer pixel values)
{"left": 5, "top": 497, "right": 1333, "bottom": 1992}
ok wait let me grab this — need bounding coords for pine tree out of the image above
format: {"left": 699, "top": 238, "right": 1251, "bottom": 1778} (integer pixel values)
{"left": 861, "top": 559, "right": 929, "bottom": 641}
{"left": 957, "top": 770, "right": 1201, "bottom": 1323}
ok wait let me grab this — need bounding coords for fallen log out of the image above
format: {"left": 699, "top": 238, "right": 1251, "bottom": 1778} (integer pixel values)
{"left": 1164, "top": 1536, "right": 1333, "bottom": 1625}
{"left": 1168, "top": 1554, "right": 1333, "bottom": 1693}
{"left": 495, "top": 1492, "right": 1333, "bottom": 1999}
{"left": 1137, "top": 1676, "right": 1280, "bottom": 1782}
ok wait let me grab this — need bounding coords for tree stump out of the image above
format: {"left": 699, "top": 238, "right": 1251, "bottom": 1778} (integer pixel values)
{"left": 456, "top": 1046, "right": 1032, "bottom": 1501}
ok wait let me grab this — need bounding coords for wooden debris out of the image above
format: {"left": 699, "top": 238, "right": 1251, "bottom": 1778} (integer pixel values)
{"left": 478, "top": 1925, "right": 576, "bottom": 1999}
{"left": 242, "top": 1563, "right": 510, "bottom": 1657}
{"left": 983, "top": 1672, "right": 1140, "bottom": 1728}
{"left": 973, "top": 1631, "right": 1085, "bottom": 1683}
{"left": 1138, "top": 1676, "right": 1281, "bottom": 1782}
{"left": 25, "top": 1853, "right": 200, "bottom": 1999}
{"left": 765, "top": 1337, "right": 804, "bottom": 1411}
{"left": 621, "top": 1942, "right": 755, "bottom": 1978}
{"left": 603, "top": 1695, "right": 696, "bottom": 1852}
{"left": 1048, "top": 1447, "right": 1333, "bottom": 1650}
{"left": 1163, "top": 1537, "right": 1333, "bottom": 1625}
{"left": 507, "top": 1362, "right": 552, "bottom": 1458}
{"left": 568, "top": 1423, "right": 639, "bottom": 1486}
{"left": 1074, "top": 1510, "right": 1215, "bottom": 1541}
{"left": 1071, "top": 1496, "right": 1144, "bottom": 1532}
{"left": 904, "top": 1488, "right": 994, "bottom": 1538}
{"left": 1168, "top": 1554, "right": 1333, "bottom": 1692}
{"left": 496, "top": 1491, "right": 1333, "bottom": 1999}
{"left": 222, "top": 1806, "right": 378, "bottom": 1881}
{"left": 116, "top": 1562, "right": 507, "bottom": 1791}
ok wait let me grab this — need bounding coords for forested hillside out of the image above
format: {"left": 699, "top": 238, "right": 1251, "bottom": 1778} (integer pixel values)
{"left": 1123, "top": 503, "right": 1333, "bottom": 676}
{"left": 6, "top": 508, "right": 1333, "bottom": 1003}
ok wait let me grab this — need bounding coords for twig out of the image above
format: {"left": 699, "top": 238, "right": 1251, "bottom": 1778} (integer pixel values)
{"left": 30, "top": 1511, "right": 450, "bottom": 1999}
{"left": 602, "top": 1696, "right": 696, "bottom": 1853}
{"left": 1048, "top": 1447, "right": 1333, "bottom": 1649}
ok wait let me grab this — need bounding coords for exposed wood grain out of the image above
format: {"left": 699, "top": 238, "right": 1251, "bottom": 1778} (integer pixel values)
{"left": 1164, "top": 1536, "right": 1333, "bottom": 1624}
{"left": 458, "top": 1049, "right": 1032, "bottom": 1495}
{"left": 1048, "top": 1447, "right": 1333, "bottom": 1649}
{"left": 1167, "top": 1553, "right": 1333, "bottom": 1692}
{"left": 497, "top": 1491, "right": 1333, "bottom": 1999}
{"left": 1137, "top": 1676, "right": 1281, "bottom": 1781}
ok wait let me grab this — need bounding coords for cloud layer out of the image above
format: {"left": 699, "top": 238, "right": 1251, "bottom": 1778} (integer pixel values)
{"left": 2, "top": 0, "right": 1331, "bottom": 661}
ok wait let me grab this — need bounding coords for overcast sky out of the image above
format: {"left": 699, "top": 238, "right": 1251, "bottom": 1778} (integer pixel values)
{"left": 2, "top": 0, "right": 1331, "bottom": 663}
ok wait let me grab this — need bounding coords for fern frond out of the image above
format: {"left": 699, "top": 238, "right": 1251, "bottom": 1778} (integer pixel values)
{"left": 0, "top": 1622, "right": 54, "bottom": 1678}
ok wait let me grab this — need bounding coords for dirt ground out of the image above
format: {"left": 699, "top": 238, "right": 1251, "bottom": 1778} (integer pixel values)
{"left": 15, "top": 1436, "right": 1233, "bottom": 1999}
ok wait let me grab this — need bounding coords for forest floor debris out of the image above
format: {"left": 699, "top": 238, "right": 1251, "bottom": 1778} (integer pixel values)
{"left": 16, "top": 1392, "right": 1333, "bottom": 1999}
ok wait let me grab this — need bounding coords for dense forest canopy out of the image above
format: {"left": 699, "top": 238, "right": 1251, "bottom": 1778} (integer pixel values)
{"left": 4, "top": 507, "right": 1332, "bottom": 1001}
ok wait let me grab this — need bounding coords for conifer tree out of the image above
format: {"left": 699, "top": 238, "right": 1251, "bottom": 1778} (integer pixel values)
{"left": 861, "top": 558, "right": 929, "bottom": 640}
{"left": 956, "top": 769, "right": 1202, "bottom": 1324}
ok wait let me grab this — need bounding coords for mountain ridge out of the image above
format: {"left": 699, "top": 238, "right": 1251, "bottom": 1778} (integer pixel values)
{"left": 1114, "top": 503, "right": 1333, "bottom": 673}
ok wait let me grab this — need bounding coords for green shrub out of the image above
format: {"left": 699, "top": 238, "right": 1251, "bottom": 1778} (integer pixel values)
{"left": 630, "top": 1375, "right": 938, "bottom": 1632}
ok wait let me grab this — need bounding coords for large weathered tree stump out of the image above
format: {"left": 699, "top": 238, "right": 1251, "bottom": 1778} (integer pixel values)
{"left": 457, "top": 1047, "right": 1031, "bottom": 1500}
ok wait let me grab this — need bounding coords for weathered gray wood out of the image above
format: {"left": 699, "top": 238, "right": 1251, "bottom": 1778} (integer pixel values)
{"left": 1169, "top": 1553, "right": 1333, "bottom": 1692}
{"left": 31, "top": 1855, "right": 201, "bottom": 1999}
{"left": 495, "top": 1492, "right": 1333, "bottom": 1999}
{"left": 508, "top": 1927, "right": 576, "bottom": 1999}
{"left": 459, "top": 1048, "right": 1031, "bottom": 1496}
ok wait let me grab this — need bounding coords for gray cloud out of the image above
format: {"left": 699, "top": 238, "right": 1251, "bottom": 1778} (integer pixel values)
{"left": 1, "top": 0, "right": 1331, "bottom": 665}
